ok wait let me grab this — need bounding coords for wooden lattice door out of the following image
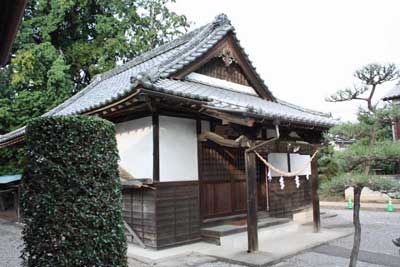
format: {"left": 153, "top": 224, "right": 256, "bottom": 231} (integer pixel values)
{"left": 199, "top": 142, "right": 266, "bottom": 219}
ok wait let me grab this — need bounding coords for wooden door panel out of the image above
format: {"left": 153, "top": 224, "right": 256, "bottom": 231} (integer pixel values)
{"left": 214, "top": 183, "right": 232, "bottom": 215}
{"left": 232, "top": 180, "right": 246, "bottom": 212}
{"left": 200, "top": 142, "right": 267, "bottom": 218}
{"left": 200, "top": 184, "right": 215, "bottom": 218}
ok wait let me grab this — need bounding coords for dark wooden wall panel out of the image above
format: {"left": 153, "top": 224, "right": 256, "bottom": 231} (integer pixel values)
{"left": 214, "top": 183, "right": 232, "bottom": 215}
{"left": 268, "top": 176, "right": 312, "bottom": 217}
{"left": 196, "top": 58, "right": 251, "bottom": 86}
{"left": 155, "top": 182, "right": 201, "bottom": 248}
{"left": 123, "top": 181, "right": 200, "bottom": 249}
{"left": 122, "top": 188, "right": 157, "bottom": 248}
{"left": 232, "top": 181, "right": 246, "bottom": 211}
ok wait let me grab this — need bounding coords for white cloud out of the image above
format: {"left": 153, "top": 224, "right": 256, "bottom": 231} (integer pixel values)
{"left": 169, "top": 0, "right": 400, "bottom": 121}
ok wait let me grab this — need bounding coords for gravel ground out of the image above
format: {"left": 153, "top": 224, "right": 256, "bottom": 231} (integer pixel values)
{"left": 272, "top": 252, "right": 383, "bottom": 267}
{"left": 330, "top": 209, "right": 400, "bottom": 257}
{"left": 128, "top": 253, "right": 247, "bottom": 267}
{"left": 1, "top": 209, "right": 399, "bottom": 267}
{"left": 272, "top": 209, "right": 400, "bottom": 267}
{"left": 0, "top": 222, "right": 245, "bottom": 267}
{"left": 128, "top": 259, "right": 247, "bottom": 267}
{"left": 0, "top": 222, "right": 22, "bottom": 267}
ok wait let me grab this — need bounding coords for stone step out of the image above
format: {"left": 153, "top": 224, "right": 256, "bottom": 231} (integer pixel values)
{"left": 201, "top": 217, "right": 290, "bottom": 245}
{"left": 202, "top": 211, "right": 271, "bottom": 228}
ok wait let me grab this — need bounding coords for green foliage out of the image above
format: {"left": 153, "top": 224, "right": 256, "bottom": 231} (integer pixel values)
{"left": 21, "top": 116, "right": 127, "bottom": 267}
{"left": 320, "top": 174, "right": 400, "bottom": 196}
{"left": 335, "top": 140, "right": 400, "bottom": 171}
{"left": 0, "top": 0, "right": 189, "bottom": 175}
{"left": 0, "top": 146, "right": 25, "bottom": 176}
{"left": 328, "top": 105, "right": 400, "bottom": 173}
{"left": 318, "top": 144, "right": 340, "bottom": 181}
{"left": 15, "top": 0, "right": 189, "bottom": 91}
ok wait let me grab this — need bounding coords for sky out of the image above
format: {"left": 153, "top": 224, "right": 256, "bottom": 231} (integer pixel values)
{"left": 168, "top": 0, "right": 400, "bottom": 121}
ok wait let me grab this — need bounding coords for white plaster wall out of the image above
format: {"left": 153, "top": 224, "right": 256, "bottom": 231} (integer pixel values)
{"left": 267, "top": 153, "right": 288, "bottom": 177}
{"left": 159, "top": 116, "right": 198, "bottom": 181}
{"left": 289, "top": 154, "right": 311, "bottom": 175}
{"left": 115, "top": 117, "right": 153, "bottom": 179}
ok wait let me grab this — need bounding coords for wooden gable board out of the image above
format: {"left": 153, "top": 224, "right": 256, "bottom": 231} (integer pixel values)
{"left": 172, "top": 33, "right": 273, "bottom": 101}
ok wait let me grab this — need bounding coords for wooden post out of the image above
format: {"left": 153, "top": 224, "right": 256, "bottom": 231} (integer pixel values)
{"left": 16, "top": 186, "right": 20, "bottom": 222}
{"left": 311, "top": 146, "right": 321, "bottom": 232}
{"left": 245, "top": 151, "right": 258, "bottom": 252}
{"left": 152, "top": 112, "right": 160, "bottom": 181}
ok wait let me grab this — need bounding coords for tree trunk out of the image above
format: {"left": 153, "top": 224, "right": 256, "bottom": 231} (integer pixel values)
{"left": 349, "top": 186, "right": 363, "bottom": 267}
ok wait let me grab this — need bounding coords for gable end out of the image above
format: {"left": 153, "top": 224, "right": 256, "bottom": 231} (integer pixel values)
{"left": 196, "top": 57, "right": 251, "bottom": 86}
{"left": 171, "top": 33, "right": 273, "bottom": 101}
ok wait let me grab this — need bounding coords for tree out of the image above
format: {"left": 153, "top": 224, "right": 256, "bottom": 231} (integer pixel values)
{"left": 326, "top": 63, "right": 399, "bottom": 112}
{"left": 323, "top": 174, "right": 400, "bottom": 266}
{"left": 326, "top": 63, "right": 400, "bottom": 267}
{"left": 318, "top": 144, "right": 340, "bottom": 181}
{"left": 0, "top": 0, "right": 189, "bottom": 175}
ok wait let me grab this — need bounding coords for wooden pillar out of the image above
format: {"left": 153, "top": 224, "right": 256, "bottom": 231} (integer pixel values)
{"left": 196, "top": 118, "right": 203, "bottom": 220}
{"left": 152, "top": 112, "right": 160, "bottom": 181}
{"left": 311, "top": 146, "right": 321, "bottom": 232}
{"left": 245, "top": 151, "right": 258, "bottom": 252}
{"left": 14, "top": 187, "right": 20, "bottom": 222}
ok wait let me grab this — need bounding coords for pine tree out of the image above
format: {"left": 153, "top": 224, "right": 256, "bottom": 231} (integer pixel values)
{"left": 327, "top": 63, "right": 400, "bottom": 267}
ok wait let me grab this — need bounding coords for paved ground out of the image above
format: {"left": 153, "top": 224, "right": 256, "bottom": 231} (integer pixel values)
{"left": 1, "top": 209, "right": 399, "bottom": 267}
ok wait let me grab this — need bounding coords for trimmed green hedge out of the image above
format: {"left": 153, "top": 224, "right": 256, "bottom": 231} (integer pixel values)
{"left": 21, "top": 116, "right": 127, "bottom": 267}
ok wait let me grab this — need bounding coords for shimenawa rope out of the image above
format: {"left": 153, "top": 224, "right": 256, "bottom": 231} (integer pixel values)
{"left": 254, "top": 149, "right": 319, "bottom": 177}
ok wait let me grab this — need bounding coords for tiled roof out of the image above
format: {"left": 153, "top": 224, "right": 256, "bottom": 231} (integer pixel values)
{"left": 151, "top": 79, "right": 337, "bottom": 127}
{"left": 0, "top": 14, "right": 336, "bottom": 147}
{"left": 383, "top": 83, "right": 400, "bottom": 101}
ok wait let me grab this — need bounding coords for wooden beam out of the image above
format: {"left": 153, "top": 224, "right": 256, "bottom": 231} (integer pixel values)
{"left": 204, "top": 109, "right": 255, "bottom": 127}
{"left": 311, "top": 145, "right": 321, "bottom": 232}
{"left": 245, "top": 151, "right": 258, "bottom": 252}
{"left": 152, "top": 112, "right": 160, "bottom": 181}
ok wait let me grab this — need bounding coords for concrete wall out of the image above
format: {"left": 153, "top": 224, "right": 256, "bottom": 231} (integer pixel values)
{"left": 115, "top": 117, "right": 153, "bottom": 179}
{"left": 159, "top": 116, "right": 198, "bottom": 182}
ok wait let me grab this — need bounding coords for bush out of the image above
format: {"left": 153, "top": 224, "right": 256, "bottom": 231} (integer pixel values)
{"left": 21, "top": 116, "right": 127, "bottom": 267}
{"left": 320, "top": 174, "right": 400, "bottom": 197}
{"left": 317, "top": 144, "right": 340, "bottom": 181}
